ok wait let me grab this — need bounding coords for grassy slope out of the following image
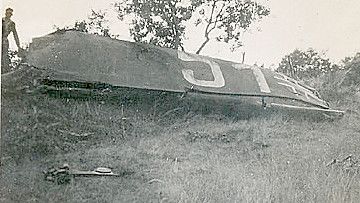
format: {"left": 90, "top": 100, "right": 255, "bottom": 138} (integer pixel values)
{"left": 1, "top": 69, "right": 360, "bottom": 203}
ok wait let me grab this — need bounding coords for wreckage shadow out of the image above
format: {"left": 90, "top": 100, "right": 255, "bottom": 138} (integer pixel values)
{"left": 38, "top": 79, "right": 339, "bottom": 123}
{"left": 2, "top": 66, "right": 341, "bottom": 123}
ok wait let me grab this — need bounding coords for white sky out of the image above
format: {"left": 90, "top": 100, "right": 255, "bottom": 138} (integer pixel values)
{"left": 2, "top": 0, "right": 360, "bottom": 67}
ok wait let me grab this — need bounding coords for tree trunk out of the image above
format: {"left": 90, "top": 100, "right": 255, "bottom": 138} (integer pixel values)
{"left": 196, "top": 36, "right": 210, "bottom": 54}
{"left": 171, "top": 1, "right": 180, "bottom": 50}
{"left": 195, "top": 1, "right": 218, "bottom": 54}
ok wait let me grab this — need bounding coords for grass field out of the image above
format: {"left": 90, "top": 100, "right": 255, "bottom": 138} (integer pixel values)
{"left": 1, "top": 68, "right": 360, "bottom": 202}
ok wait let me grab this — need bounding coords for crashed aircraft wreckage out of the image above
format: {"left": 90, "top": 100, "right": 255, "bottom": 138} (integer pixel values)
{"left": 20, "top": 31, "right": 343, "bottom": 118}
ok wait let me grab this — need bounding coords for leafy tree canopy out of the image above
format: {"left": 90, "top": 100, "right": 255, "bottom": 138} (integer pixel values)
{"left": 115, "top": 0, "right": 201, "bottom": 50}
{"left": 277, "top": 49, "right": 337, "bottom": 79}
{"left": 194, "top": 0, "right": 270, "bottom": 53}
{"left": 55, "top": 10, "right": 114, "bottom": 37}
{"left": 114, "top": 0, "right": 270, "bottom": 53}
{"left": 341, "top": 52, "right": 360, "bottom": 86}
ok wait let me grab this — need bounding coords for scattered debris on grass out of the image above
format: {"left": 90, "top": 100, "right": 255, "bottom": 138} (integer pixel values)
{"left": 44, "top": 164, "right": 124, "bottom": 184}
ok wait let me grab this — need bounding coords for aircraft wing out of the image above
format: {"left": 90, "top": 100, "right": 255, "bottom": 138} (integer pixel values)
{"left": 26, "top": 31, "right": 342, "bottom": 116}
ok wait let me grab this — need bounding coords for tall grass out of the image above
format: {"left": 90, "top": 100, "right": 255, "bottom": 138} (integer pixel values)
{"left": 1, "top": 68, "right": 360, "bottom": 202}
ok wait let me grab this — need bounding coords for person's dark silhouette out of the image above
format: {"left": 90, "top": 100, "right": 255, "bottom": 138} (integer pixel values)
{"left": 2, "top": 8, "right": 22, "bottom": 73}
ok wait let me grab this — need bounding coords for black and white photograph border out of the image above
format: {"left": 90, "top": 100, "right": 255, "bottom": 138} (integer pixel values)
{"left": 1, "top": 0, "right": 360, "bottom": 202}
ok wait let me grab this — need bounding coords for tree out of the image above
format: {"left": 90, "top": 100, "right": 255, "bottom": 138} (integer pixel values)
{"left": 277, "top": 49, "right": 335, "bottom": 79}
{"left": 115, "top": 0, "right": 201, "bottom": 50}
{"left": 114, "top": 0, "right": 270, "bottom": 53}
{"left": 341, "top": 52, "right": 360, "bottom": 86}
{"left": 86, "top": 10, "right": 111, "bottom": 37}
{"left": 54, "top": 10, "right": 113, "bottom": 37}
{"left": 194, "top": 0, "right": 270, "bottom": 54}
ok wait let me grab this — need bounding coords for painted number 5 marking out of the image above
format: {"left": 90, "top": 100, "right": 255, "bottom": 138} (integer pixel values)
{"left": 178, "top": 51, "right": 225, "bottom": 88}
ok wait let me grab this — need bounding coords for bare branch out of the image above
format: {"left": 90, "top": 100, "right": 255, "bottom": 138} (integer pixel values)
{"left": 204, "top": 1, "right": 217, "bottom": 34}
{"left": 208, "top": 2, "right": 226, "bottom": 33}
{"left": 196, "top": 1, "right": 227, "bottom": 54}
{"left": 196, "top": 1, "right": 218, "bottom": 54}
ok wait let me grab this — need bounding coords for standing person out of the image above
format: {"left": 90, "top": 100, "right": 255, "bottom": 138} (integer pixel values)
{"left": 2, "top": 8, "right": 22, "bottom": 73}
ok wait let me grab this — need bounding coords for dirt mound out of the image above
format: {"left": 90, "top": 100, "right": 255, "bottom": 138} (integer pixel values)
{"left": 1, "top": 65, "right": 44, "bottom": 95}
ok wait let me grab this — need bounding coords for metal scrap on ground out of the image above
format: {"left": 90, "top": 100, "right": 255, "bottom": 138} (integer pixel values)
{"left": 23, "top": 31, "right": 344, "bottom": 117}
{"left": 44, "top": 164, "right": 120, "bottom": 184}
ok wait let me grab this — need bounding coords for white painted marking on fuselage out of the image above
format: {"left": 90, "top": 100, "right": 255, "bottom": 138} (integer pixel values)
{"left": 277, "top": 82, "right": 298, "bottom": 94}
{"left": 178, "top": 51, "right": 225, "bottom": 88}
{"left": 274, "top": 73, "right": 323, "bottom": 102}
{"left": 232, "top": 64, "right": 271, "bottom": 93}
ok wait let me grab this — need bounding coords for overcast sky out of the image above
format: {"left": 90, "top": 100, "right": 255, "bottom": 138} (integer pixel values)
{"left": 2, "top": 0, "right": 360, "bottom": 68}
